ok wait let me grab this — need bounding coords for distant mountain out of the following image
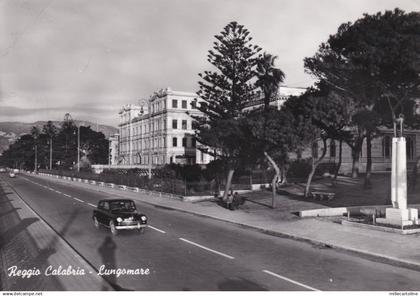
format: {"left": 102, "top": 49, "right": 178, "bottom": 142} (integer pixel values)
{"left": 0, "top": 121, "right": 118, "bottom": 154}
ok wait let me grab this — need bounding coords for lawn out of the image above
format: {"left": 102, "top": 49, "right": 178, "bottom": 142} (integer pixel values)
{"left": 243, "top": 173, "right": 420, "bottom": 210}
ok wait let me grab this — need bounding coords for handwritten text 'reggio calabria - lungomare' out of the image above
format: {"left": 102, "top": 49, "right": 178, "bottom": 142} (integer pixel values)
{"left": 7, "top": 265, "right": 150, "bottom": 278}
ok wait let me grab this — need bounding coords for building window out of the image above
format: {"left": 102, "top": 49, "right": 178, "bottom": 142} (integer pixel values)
{"left": 330, "top": 140, "right": 336, "bottom": 158}
{"left": 164, "top": 119, "right": 167, "bottom": 129}
{"left": 173, "top": 137, "right": 178, "bottom": 147}
{"left": 382, "top": 135, "right": 391, "bottom": 158}
{"left": 172, "top": 99, "right": 178, "bottom": 108}
{"left": 182, "top": 100, "right": 187, "bottom": 109}
{"left": 163, "top": 100, "right": 167, "bottom": 110}
{"left": 182, "top": 120, "right": 187, "bottom": 130}
{"left": 172, "top": 119, "right": 178, "bottom": 129}
{"left": 182, "top": 137, "right": 187, "bottom": 147}
{"left": 407, "top": 136, "right": 415, "bottom": 160}
{"left": 191, "top": 101, "right": 197, "bottom": 109}
{"left": 192, "top": 138, "right": 196, "bottom": 147}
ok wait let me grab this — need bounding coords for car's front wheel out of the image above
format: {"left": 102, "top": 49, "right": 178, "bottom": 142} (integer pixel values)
{"left": 110, "top": 221, "right": 118, "bottom": 236}
{"left": 93, "top": 217, "right": 100, "bottom": 229}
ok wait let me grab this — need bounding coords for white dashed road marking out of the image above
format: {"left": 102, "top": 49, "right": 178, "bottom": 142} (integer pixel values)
{"left": 179, "top": 238, "right": 235, "bottom": 260}
{"left": 63, "top": 194, "right": 71, "bottom": 198}
{"left": 262, "top": 270, "right": 319, "bottom": 291}
{"left": 73, "top": 197, "right": 84, "bottom": 203}
{"left": 148, "top": 225, "right": 166, "bottom": 234}
{"left": 88, "top": 203, "right": 96, "bottom": 208}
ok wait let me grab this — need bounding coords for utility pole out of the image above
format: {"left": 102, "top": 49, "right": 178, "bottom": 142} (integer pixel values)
{"left": 34, "top": 144, "right": 38, "bottom": 172}
{"left": 148, "top": 100, "right": 152, "bottom": 179}
{"left": 77, "top": 125, "right": 80, "bottom": 172}
{"left": 49, "top": 138, "right": 52, "bottom": 170}
{"left": 129, "top": 108, "right": 133, "bottom": 166}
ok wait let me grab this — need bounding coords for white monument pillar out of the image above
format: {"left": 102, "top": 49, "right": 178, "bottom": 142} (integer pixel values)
{"left": 377, "top": 117, "right": 418, "bottom": 227}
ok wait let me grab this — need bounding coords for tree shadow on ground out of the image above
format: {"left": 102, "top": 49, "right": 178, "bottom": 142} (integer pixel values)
{"left": 12, "top": 208, "right": 82, "bottom": 291}
{"left": 0, "top": 208, "right": 21, "bottom": 219}
{"left": 0, "top": 217, "right": 39, "bottom": 247}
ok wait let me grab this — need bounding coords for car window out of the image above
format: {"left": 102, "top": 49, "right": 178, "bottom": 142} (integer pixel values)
{"left": 98, "top": 202, "right": 103, "bottom": 209}
{"left": 109, "top": 201, "right": 136, "bottom": 211}
{"left": 103, "top": 202, "right": 110, "bottom": 210}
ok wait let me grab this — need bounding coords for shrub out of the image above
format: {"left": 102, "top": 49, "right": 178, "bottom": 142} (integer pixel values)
{"left": 287, "top": 159, "right": 312, "bottom": 178}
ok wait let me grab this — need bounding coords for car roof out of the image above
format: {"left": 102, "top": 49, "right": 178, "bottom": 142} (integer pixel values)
{"left": 98, "top": 199, "right": 135, "bottom": 203}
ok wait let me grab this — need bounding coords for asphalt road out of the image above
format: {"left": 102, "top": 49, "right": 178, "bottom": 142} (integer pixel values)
{"left": 3, "top": 173, "right": 420, "bottom": 291}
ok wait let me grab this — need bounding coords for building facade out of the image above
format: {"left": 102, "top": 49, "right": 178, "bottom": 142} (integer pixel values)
{"left": 319, "top": 129, "right": 420, "bottom": 174}
{"left": 118, "top": 88, "right": 213, "bottom": 167}
{"left": 244, "top": 86, "right": 306, "bottom": 111}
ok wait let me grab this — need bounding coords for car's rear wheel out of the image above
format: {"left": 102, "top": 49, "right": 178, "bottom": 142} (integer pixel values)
{"left": 110, "top": 221, "right": 118, "bottom": 236}
{"left": 93, "top": 217, "right": 100, "bottom": 229}
{"left": 138, "top": 224, "right": 145, "bottom": 234}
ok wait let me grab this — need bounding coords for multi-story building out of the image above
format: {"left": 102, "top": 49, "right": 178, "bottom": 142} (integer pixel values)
{"left": 118, "top": 88, "right": 213, "bottom": 167}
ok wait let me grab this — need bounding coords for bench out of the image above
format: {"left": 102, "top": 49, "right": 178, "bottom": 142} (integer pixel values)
{"left": 311, "top": 191, "right": 336, "bottom": 201}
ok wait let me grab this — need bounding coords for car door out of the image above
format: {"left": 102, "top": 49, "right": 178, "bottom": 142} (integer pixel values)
{"left": 94, "top": 202, "right": 103, "bottom": 224}
{"left": 102, "top": 201, "right": 111, "bottom": 226}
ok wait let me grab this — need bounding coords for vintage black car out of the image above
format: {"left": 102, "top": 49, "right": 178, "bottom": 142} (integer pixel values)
{"left": 92, "top": 199, "right": 147, "bottom": 235}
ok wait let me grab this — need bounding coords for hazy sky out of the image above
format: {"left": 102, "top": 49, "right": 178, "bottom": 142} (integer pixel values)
{"left": 1, "top": 0, "right": 419, "bottom": 126}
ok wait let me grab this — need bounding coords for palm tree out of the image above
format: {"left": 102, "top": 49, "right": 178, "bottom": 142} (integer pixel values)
{"left": 30, "top": 126, "right": 40, "bottom": 172}
{"left": 256, "top": 53, "right": 285, "bottom": 110}
{"left": 256, "top": 53, "right": 286, "bottom": 208}
{"left": 42, "top": 121, "right": 58, "bottom": 170}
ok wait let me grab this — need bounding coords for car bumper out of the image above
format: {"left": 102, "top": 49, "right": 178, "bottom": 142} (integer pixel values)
{"left": 115, "top": 223, "right": 147, "bottom": 230}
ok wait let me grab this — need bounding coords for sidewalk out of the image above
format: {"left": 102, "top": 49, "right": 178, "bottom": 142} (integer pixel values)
{"left": 31, "top": 173, "right": 420, "bottom": 272}
{"left": 0, "top": 178, "right": 112, "bottom": 291}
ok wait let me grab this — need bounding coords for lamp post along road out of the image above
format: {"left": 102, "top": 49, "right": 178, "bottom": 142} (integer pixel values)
{"left": 34, "top": 144, "right": 38, "bottom": 172}
{"left": 77, "top": 125, "right": 80, "bottom": 172}
{"left": 49, "top": 138, "right": 53, "bottom": 170}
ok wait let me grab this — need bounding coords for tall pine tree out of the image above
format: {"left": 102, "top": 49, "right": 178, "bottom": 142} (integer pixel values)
{"left": 192, "top": 21, "right": 262, "bottom": 199}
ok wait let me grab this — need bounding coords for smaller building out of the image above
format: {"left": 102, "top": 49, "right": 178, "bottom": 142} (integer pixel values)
{"left": 108, "top": 134, "right": 119, "bottom": 165}
{"left": 320, "top": 128, "right": 420, "bottom": 174}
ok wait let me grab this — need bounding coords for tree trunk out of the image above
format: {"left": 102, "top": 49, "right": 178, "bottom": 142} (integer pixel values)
{"left": 351, "top": 149, "right": 360, "bottom": 178}
{"left": 223, "top": 169, "right": 235, "bottom": 201}
{"left": 304, "top": 138, "right": 328, "bottom": 197}
{"left": 333, "top": 140, "right": 343, "bottom": 185}
{"left": 280, "top": 162, "right": 288, "bottom": 185}
{"left": 264, "top": 152, "right": 281, "bottom": 208}
{"left": 305, "top": 163, "right": 317, "bottom": 198}
{"left": 364, "top": 132, "right": 372, "bottom": 188}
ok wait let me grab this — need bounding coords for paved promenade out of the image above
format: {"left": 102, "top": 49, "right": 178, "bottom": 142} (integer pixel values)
{"left": 26, "top": 173, "right": 420, "bottom": 272}
{"left": 0, "top": 178, "right": 111, "bottom": 291}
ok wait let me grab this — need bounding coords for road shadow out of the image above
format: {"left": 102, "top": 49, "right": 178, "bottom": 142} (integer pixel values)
{"left": 0, "top": 208, "right": 21, "bottom": 219}
{"left": 218, "top": 277, "right": 267, "bottom": 291}
{"left": 0, "top": 199, "right": 15, "bottom": 205}
{"left": 97, "top": 236, "right": 131, "bottom": 291}
{"left": 15, "top": 208, "right": 82, "bottom": 291}
{"left": 0, "top": 217, "right": 39, "bottom": 248}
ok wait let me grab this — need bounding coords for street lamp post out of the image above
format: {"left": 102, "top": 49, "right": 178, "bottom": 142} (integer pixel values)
{"left": 49, "top": 138, "right": 53, "bottom": 170}
{"left": 77, "top": 124, "right": 80, "bottom": 172}
{"left": 34, "top": 144, "right": 38, "bottom": 173}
